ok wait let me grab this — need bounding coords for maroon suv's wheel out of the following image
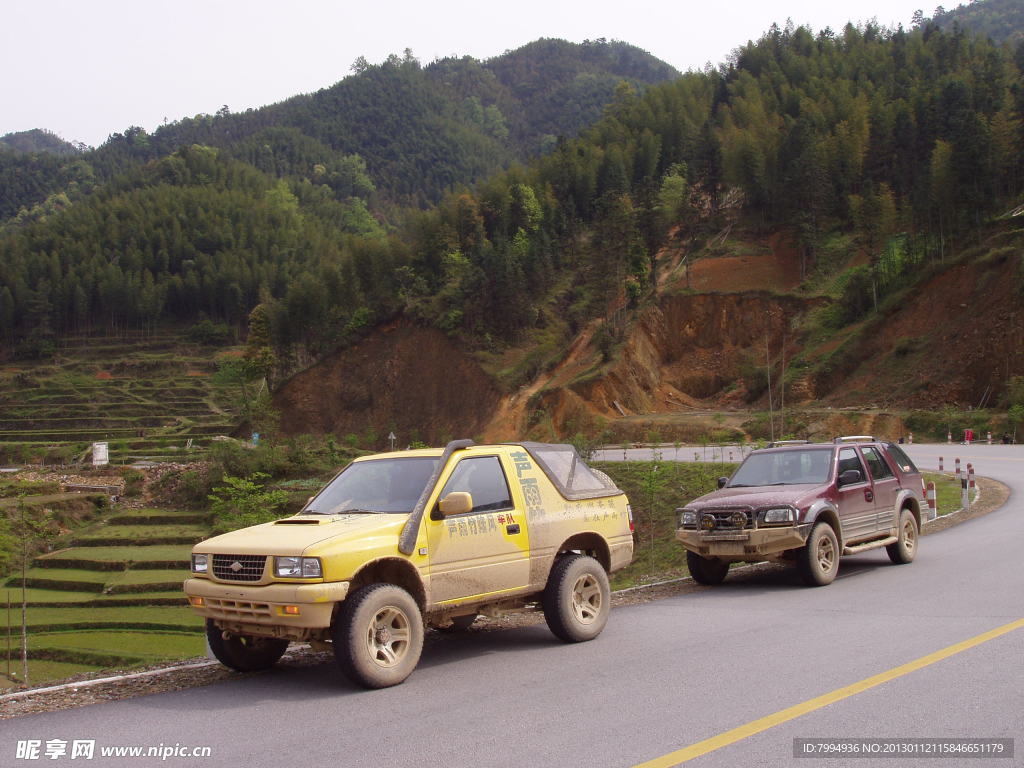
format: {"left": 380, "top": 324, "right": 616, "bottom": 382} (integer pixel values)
{"left": 887, "top": 508, "right": 918, "bottom": 564}
{"left": 797, "top": 522, "right": 839, "bottom": 586}
{"left": 686, "top": 550, "right": 729, "bottom": 585}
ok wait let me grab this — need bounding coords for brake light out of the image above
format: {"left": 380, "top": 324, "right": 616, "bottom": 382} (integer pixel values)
{"left": 627, "top": 504, "right": 634, "bottom": 532}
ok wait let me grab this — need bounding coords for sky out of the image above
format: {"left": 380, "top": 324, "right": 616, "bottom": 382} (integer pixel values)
{"left": 3, "top": 0, "right": 937, "bottom": 149}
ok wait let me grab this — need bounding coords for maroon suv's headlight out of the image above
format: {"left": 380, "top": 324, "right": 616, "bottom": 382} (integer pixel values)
{"left": 762, "top": 507, "right": 796, "bottom": 524}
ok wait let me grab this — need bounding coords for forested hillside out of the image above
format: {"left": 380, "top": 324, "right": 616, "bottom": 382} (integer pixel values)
{"left": 0, "top": 129, "right": 83, "bottom": 156}
{"left": 924, "top": 0, "right": 1024, "bottom": 45}
{"left": 0, "top": 39, "right": 677, "bottom": 218}
{"left": 1, "top": 21, "right": 1023, "bottom": 410}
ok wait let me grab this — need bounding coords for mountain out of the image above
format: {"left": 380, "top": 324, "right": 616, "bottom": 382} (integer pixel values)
{"left": 91, "top": 39, "right": 680, "bottom": 208}
{"left": 0, "top": 129, "right": 82, "bottom": 156}
{"left": 1, "top": 26, "right": 1023, "bottom": 447}
{"left": 0, "top": 39, "right": 678, "bottom": 226}
{"left": 924, "top": 0, "right": 1024, "bottom": 46}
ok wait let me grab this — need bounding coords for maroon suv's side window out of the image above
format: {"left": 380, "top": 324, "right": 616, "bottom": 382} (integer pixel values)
{"left": 861, "top": 446, "right": 894, "bottom": 480}
{"left": 837, "top": 448, "right": 866, "bottom": 483}
{"left": 885, "top": 443, "right": 918, "bottom": 474}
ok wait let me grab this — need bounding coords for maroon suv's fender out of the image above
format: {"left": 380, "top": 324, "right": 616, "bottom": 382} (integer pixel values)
{"left": 804, "top": 499, "right": 842, "bottom": 541}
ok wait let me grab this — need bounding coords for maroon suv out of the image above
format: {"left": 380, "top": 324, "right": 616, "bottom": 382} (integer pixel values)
{"left": 675, "top": 437, "right": 923, "bottom": 586}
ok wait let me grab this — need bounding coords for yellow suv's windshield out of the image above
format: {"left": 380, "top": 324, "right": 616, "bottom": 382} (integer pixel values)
{"left": 305, "top": 457, "right": 440, "bottom": 514}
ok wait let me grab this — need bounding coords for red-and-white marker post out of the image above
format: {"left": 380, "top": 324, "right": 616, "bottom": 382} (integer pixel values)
{"left": 924, "top": 481, "right": 937, "bottom": 521}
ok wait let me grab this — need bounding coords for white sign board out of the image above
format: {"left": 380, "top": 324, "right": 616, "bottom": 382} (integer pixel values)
{"left": 92, "top": 442, "right": 109, "bottom": 467}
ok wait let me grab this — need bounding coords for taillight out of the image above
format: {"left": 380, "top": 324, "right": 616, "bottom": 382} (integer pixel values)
{"left": 627, "top": 504, "right": 634, "bottom": 532}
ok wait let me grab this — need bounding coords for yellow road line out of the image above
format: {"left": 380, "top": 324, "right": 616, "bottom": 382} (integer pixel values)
{"left": 635, "top": 618, "right": 1024, "bottom": 767}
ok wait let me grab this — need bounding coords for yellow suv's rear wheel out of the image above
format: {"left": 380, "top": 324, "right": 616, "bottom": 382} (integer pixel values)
{"left": 333, "top": 583, "right": 424, "bottom": 688}
{"left": 543, "top": 554, "right": 610, "bottom": 642}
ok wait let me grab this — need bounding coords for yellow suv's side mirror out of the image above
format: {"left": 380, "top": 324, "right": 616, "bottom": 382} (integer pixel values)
{"left": 438, "top": 492, "right": 473, "bottom": 517}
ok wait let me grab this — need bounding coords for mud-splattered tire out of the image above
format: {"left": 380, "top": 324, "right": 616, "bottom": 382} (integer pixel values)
{"left": 797, "top": 522, "right": 840, "bottom": 586}
{"left": 205, "top": 619, "right": 288, "bottom": 672}
{"left": 887, "top": 509, "right": 918, "bottom": 564}
{"left": 333, "top": 584, "right": 424, "bottom": 689}
{"left": 543, "top": 554, "right": 610, "bottom": 643}
{"left": 686, "top": 550, "right": 730, "bottom": 585}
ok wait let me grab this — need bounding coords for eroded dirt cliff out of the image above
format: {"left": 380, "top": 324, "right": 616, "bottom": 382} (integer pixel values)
{"left": 273, "top": 322, "right": 501, "bottom": 444}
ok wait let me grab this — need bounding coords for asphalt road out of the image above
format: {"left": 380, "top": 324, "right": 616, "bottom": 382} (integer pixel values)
{"left": 1, "top": 444, "right": 1021, "bottom": 767}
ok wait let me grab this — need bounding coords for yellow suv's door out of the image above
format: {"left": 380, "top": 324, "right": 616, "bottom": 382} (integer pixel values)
{"left": 425, "top": 454, "right": 530, "bottom": 604}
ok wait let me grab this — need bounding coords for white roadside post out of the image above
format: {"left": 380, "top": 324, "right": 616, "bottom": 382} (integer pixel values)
{"left": 925, "top": 482, "right": 937, "bottom": 521}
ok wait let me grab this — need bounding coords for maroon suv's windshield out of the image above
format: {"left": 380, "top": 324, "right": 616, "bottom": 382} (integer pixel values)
{"left": 728, "top": 448, "right": 833, "bottom": 487}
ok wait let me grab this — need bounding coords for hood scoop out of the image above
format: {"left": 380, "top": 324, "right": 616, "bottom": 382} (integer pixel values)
{"left": 274, "top": 517, "right": 326, "bottom": 525}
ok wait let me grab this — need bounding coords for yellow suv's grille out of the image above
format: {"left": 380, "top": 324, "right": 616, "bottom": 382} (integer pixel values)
{"left": 212, "top": 554, "right": 267, "bottom": 582}
{"left": 203, "top": 597, "right": 273, "bottom": 621}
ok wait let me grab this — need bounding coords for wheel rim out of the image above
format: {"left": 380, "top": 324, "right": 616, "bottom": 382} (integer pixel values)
{"left": 365, "top": 605, "right": 411, "bottom": 668}
{"left": 571, "top": 573, "right": 603, "bottom": 624}
{"left": 902, "top": 518, "right": 917, "bottom": 554}
{"left": 816, "top": 533, "right": 836, "bottom": 573}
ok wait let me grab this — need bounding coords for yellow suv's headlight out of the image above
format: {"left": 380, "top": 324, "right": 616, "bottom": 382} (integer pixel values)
{"left": 274, "top": 556, "right": 323, "bottom": 579}
{"left": 191, "top": 553, "right": 208, "bottom": 573}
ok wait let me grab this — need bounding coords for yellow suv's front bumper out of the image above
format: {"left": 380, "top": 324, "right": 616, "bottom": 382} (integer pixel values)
{"left": 184, "top": 577, "right": 350, "bottom": 629}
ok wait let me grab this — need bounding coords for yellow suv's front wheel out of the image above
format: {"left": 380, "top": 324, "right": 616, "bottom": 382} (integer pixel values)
{"left": 205, "top": 620, "right": 289, "bottom": 672}
{"left": 333, "top": 584, "right": 425, "bottom": 688}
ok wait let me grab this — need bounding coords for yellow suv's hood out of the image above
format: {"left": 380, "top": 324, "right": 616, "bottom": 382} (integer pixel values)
{"left": 194, "top": 514, "right": 408, "bottom": 556}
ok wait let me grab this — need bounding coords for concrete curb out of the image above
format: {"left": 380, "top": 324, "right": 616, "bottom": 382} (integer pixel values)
{"left": 0, "top": 659, "right": 220, "bottom": 703}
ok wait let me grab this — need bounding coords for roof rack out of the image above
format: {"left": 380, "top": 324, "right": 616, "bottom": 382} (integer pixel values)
{"left": 833, "top": 435, "right": 878, "bottom": 443}
{"left": 766, "top": 440, "right": 812, "bottom": 448}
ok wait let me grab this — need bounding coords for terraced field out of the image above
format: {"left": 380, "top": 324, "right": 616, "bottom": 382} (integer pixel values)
{"left": 1, "top": 507, "right": 210, "bottom": 687}
{"left": 0, "top": 331, "right": 243, "bottom": 464}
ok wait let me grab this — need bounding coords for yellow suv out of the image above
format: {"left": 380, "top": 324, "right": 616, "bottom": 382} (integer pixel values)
{"left": 185, "top": 440, "right": 633, "bottom": 688}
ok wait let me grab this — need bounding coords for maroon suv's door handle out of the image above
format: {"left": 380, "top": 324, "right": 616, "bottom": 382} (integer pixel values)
{"left": 864, "top": 489, "right": 874, "bottom": 502}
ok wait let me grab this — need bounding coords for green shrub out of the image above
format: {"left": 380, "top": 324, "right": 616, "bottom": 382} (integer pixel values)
{"left": 186, "top": 318, "right": 232, "bottom": 345}
{"left": 208, "top": 473, "right": 289, "bottom": 533}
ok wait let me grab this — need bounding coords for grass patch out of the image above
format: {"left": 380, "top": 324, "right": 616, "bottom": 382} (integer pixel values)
{"left": 923, "top": 472, "right": 976, "bottom": 516}
{"left": 39, "top": 545, "right": 194, "bottom": 563}
{"left": 17, "top": 568, "right": 110, "bottom": 583}
{"left": 1, "top": 588, "right": 101, "bottom": 604}
{"left": 107, "top": 569, "right": 189, "bottom": 587}
{"left": 75, "top": 523, "right": 209, "bottom": 539}
{"left": 29, "top": 630, "right": 203, "bottom": 660}
{"left": 1, "top": 660, "right": 104, "bottom": 687}
{"left": 595, "top": 461, "right": 735, "bottom": 589}
{"left": 9, "top": 604, "right": 202, "bottom": 629}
